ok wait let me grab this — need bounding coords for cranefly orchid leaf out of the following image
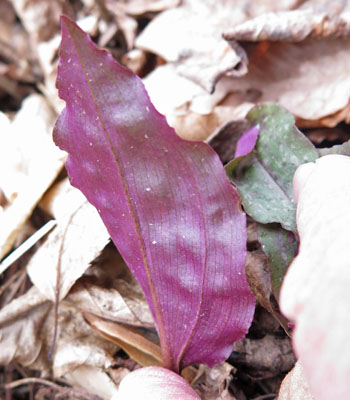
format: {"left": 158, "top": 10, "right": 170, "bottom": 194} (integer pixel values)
{"left": 226, "top": 104, "right": 317, "bottom": 297}
{"left": 257, "top": 223, "right": 297, "bottom": 296}
{"left": 226, "top": 103, "right": 318, "bottom": 233}
{"left": 54, "top": 17, "right": 255, "bottom": 372}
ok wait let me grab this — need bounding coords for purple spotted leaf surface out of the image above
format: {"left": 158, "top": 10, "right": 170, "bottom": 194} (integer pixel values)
{"left": 54, "top": 17, "right": 255, "bottom": 372}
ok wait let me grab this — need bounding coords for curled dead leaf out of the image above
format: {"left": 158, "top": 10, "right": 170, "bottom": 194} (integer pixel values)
{"left": 224, "top": 5, "right": 350, "bottom": 42}
{"left": 0, "top": 286, "right": 117, "bottom": 376}
{"left": 84, "top": 312, "right": 162, "bottom": 367}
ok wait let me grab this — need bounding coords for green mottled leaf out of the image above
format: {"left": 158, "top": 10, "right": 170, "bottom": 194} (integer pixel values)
{"left": 226, "top": 103, "right": 318, "bottom": 233}
{"left": 257, "top": 223, "right": 298, "bottom": 297}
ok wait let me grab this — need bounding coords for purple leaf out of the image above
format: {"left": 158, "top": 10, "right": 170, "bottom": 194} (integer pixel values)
{"left": 234, "top": 125, "right": 260, "bottom": 158}
{"left": 54, "top": 16, "right": 255, "bottom": 372}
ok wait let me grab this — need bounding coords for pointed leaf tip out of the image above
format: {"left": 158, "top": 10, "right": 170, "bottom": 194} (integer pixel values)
{"left": 234, "top": 124, "right": 260, "bottom": 158}
{"left": 54, "top": 17, "right": 255, "bottom": 371}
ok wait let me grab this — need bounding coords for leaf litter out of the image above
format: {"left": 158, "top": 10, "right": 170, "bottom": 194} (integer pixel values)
{"left": 0, "top": 0, "right": 349, "bottom": 399}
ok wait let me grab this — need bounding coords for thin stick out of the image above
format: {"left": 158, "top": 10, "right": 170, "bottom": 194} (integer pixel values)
{"left": 0, "top": 220, "right": 57, "bottom": 275}
{"left": 4, "top": 377, "right": 103, "bottom": 400}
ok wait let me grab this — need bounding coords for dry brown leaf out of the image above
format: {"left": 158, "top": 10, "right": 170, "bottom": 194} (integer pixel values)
{"left": 169, "top": 93, "right": 254, "bottom": 142}
{"left": 63, "top": 236, "right": 154, "bottom": 327}
{"left": 223, "top": 1, "right": 350, "bottom": 127}
{"left": 27, "top": 178, "right": 109, "bottom": 302}
{"left": 122, "top": 48, "right": 148, "bottom": 75}
{"left": 10, "top": 0, "right": 65, "bottom": 43}
{"left": 68, "top": 277, "right": 154, "bottom": 327}
{"left": 0, "top": 286, "right": 120, "bottom": 399}
{"left": 27, "top": 205, "right": 109, "bottom": 302}
{"left": 223, "top": 38, "right": 350, "bottom": 126}
{"left": 233, "top": 334, "right": 295, "bottom": 373}
{"left": 192, "top": 362, "right": 236, "bottom": 400}
{"left": 0, "top": 240, "right": 156, "bottom": 395}
{"left": 0, "top": 94, "right": 65, "bottom": 260}
{"left": 246, "top": 248, "right": 290, "bottom": 333}
{"left": 278, "top": 361, "right": 315, "bottom": 400}
{"left": 107, "top": 8, "right": 138, "bottom": 50}
{"left": 137, "top": 0, "right": 309, "bottom": 140}
{"left": 224, "top": 5, "right": 350, "bottom": 42}
{"left": 0, "top": 286, "right": 117, "bottom": 376}
{"left": 136, "top": 0, "right": 249, "bottom": 93}
{"left": 67, "top": 251, "right": 154, "bottom": 328}
{"left": 0, "top": 2, "right": 40, "bottom": 83}
{"left": 296, "top": 100, "right": 350, "bottom": 128}
{"left": 84, "top": 312, "right": 162, "bottom": 367}
{"left": 139, "top": 0, "right": 350, "bottom": 141}
{"left": 104, "top": 0, "right": 181, "bottom": 49}
{"left": 64, "top": 365, "right": 120, "bottom": 400}
{"left": 305, "top": 126, "right": 350, "bottom": 145}
{"left": 143, "top": 64, "right": 254, "bottom": 140}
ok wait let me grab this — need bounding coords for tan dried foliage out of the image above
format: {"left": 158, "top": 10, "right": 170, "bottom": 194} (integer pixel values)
{"left": 0, "top": 241, "right": 153, "bottom": 397}
{"left": 0, "top": 94, "right": 65, "bottom": 260}
{"left": 10, "top": 0, "right": 66, "bottom": 43}
{"left": 0, "top": 286, "right": 117, "bottom": 376}
{"left": 27, "top": 179, "right": 110, "bottom": 302}
{"left": 192, "top": 362, "right": 237, "bottom": 400}
{"left": 0, "top": 0, "right": 349, "bottom": 398}
{"left": 139, "top": 0, "right": 350, "bottom": 140}
{"left": 245, "top": 246, "right": 290, "bottom": 333}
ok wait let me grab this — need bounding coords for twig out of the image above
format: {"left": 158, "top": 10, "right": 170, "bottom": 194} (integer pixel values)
{"left": 251, "top": 394, "right": 277, "bottom": 400}
{"left": 0, "top": 220, "right": 57, "bottom": 275}
{"left": 4, "top": 377, "right": 103, "bottom": 400}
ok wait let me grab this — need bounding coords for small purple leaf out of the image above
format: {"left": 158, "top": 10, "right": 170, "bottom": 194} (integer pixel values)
{"left": 54, "top": 17, "right": 255, "bottom": 372}
{"left": 234, "top": 125, "right": 260, "bottom": 158}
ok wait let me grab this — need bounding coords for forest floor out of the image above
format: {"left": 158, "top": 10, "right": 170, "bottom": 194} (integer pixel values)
{"left": 0, "top": 0, "right": 349, "bottom": 399}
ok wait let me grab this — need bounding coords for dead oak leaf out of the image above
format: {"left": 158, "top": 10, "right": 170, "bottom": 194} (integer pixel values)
{"left": 0, "top": 286, "right": 117, "bottom": 376}
{"left": 27, "top": 179, "right": 110, "bottom": 302}
{"left": 220, "top": 37, "right": 350, "bottom": 126}
{"left": 143, "top": 63, "right": 255, "bottom": 140}
{"left": 137, "top": 0, "right": 307, "bottom": 140}
{"left": 136, "top": 0, "right": 250, "bottom": 93}
{"left": 223, "top": 2, "right": 350, "bottom": 127}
